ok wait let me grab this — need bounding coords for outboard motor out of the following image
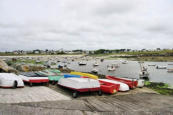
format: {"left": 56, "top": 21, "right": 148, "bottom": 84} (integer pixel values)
{"left": 137, "top": 79, "right": 145, "bottom": 88}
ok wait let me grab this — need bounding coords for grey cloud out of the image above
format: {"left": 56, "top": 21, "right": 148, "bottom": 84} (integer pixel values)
{"left": 0, "top": 0, "right": 173, "bottom": 51}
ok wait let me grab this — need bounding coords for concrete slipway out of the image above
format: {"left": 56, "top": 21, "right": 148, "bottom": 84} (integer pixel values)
{"left": 0, "top": 86, "right": 70, "bottom": 103}
{"left": 0, "top": 86, "right": 173, "bottom": 115}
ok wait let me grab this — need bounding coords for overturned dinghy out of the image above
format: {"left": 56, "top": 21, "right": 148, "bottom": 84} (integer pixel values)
{"left": 20, "top": 72, "right": 49, "bottom": 87}
{"left": 0, "top": 73, "right": 24, "bottom": 88}
{"left": 70, "top": 72, "right": 98, "bottom": 79}
{"left": 106, "top": 76, "right": 138, "bottom": 89}
{"left": 38, "top": 69, "right": 64, "bottom": 82}
{"left": 58, "top": 78, "right": 102, "bottom": 98}
{"left": 99, "top": 79, "right": 129, "bottom": 91}
{"left": 64, "top": 74, "right": 81, "bottom": 78}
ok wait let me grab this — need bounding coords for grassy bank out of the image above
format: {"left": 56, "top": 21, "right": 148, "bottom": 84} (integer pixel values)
{"left": 90, "top": 49, "right": 173, "bottom": 61}
{"left": 145, "top": 81, "right": 173, "bottom": 96}
{"left": 93, "top": 55, "right": 173, "bottom": 62}
{"left": 124, "top": 56, "right": 173, "bottom": 62}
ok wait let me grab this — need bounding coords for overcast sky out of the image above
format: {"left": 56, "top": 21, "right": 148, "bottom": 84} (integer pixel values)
{"left": 0, "top": 0, "right": 173, "bottom": 51}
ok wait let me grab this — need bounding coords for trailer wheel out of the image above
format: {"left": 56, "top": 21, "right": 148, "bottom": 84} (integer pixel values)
{"left": 72, "top": 91, "right": 78, "bottom": 98}
{"left": 13, "top": 81, "right": 18, "bottom": 89}
{"left": 46, "top": 82, "right": 49, "bottom": 87}
{"left": 29, "top": 82, "right": 32, "bottom": 87}
{"left": 98, "top": 90, "right": 102, "bottom": 96}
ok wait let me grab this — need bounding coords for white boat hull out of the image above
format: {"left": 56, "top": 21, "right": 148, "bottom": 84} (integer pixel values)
{"left": 0, "top": 73, "right": 24, "bottom": 88}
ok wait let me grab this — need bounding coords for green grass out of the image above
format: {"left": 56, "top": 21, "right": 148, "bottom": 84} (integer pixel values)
{"left": 145, "top": 81, "right": 173, "bottom": 95}
{"left": 6, "top": 59, "right": 44, "bottom": 65}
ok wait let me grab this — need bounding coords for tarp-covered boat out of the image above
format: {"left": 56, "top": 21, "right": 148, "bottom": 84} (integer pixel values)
{"left": 70, "top": 72, "right": 98, "bottom": 79}
{"left": 99, "top": 79, "right": 129, "bottom": 91}
{"left": 0, "top": 73, "right": 24, "bottom": 88}
{"left": 38, "top": 69, "right": 64, "bottom": 82}
{"left": 20, "top": 72, "right": 49, "bottom": 86}
{"left": 106, "top": 76, "right": 138, "bottom": 89}
{"left": 58, "top": 78, "right": 102, "bottom": 98}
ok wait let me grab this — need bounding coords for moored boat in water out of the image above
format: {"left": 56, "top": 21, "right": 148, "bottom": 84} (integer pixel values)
{"left": 93, "top": 62, "right": 99, "bottom": 66}
{"left": 148, "top": 64, "right": 156, "bottom": 66}
{"left": 156, "top": 65, "right": 167, "bottom": 69}
{"left": 91, "top": 68, "right": 98, "bottom": 74}
{"left": 78, "top": 61, "right": 87, "bottom": 65}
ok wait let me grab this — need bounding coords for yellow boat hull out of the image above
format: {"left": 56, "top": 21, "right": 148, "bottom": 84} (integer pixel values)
{"left": 70, "top": 72, "right": 98, "bottom": 79}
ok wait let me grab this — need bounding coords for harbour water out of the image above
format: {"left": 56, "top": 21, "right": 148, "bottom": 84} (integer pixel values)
{"left": 59, "top": 59, "right": 173, "bottom": 87}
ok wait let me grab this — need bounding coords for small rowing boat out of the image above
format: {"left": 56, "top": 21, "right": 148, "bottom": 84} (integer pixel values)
{"left": 100, "top": 83, "right": 119, "bottom": 94}
{"left": 99, "top": 79, "right": 129, "bottom": 91}
{"left": 20, "top": 72, "right": 49, "bottom": 87}
{"left": 78, "top": 61, "right": 87, "bottom": 65}
{"left": 156, "top": 65, "right": 167, "bottom": 69}
{"left": 70, "top": 72, "right": 98, "bottom": 79}
{"left": 106, "top": 76, "right": 138, "bottom": 89}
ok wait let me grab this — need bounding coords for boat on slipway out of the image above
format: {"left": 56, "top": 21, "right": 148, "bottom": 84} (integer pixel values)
{"left": 99, "top": 83, "right": 119, "bottom": 94}
{"left": 38, "top": 69, "right": 64, "bottom": 82}
{"left": 70, "top": 72, "right": 98, "bottom": 79}
{"left": 0, "top": 73, "right": 24, "bottom": 88}
{"left": 106, "top": 76, "right": 144, "bottom": 88}
{"left": 99, "top": 79, "right": 129, "bottom": 91}
{"left": 106, "top": 76, "right": 137, "bottom": 89}
{"left": 58, "top": 78, "right": 102, "bottom": 98}
{"left": 20, "top": 72, "right": 49, "bottom": 87}
{"left": 63, "top": 74, "right": 81, "bottom": 78}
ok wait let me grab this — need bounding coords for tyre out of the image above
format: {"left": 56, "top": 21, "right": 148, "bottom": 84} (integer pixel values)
{"left": 98, "top": 90, "right": 102, "bottom": 96}
{"left": 46, "top": 82, "right": 49, "bottom": 87}
{"left": 13, "top": 81, "right": 18, "bottom": 89}
{"left": 29, "top": 82, "right": 32, "bottom": 87}
{"left": 72, "top": 91, "right": 78, "bottom": 98}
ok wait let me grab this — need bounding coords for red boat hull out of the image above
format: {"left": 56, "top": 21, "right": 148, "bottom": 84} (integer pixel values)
{"left": 106, "top": 76, "right": 137, "bottom": 89}
{"left": 99, "top": 80, "right": 120, "bottom": 93}
{"left": 23, "top": 79, "right": 49, "bottom": 83}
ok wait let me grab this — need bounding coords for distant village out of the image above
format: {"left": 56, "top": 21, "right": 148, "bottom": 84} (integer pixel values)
{"left": 0, "top": 48, "right": 172, "bottom": 56}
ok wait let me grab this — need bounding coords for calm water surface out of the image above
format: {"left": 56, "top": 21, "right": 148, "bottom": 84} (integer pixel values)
{"left": 58, "top": 60, "right": 173, "bottom": 87}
